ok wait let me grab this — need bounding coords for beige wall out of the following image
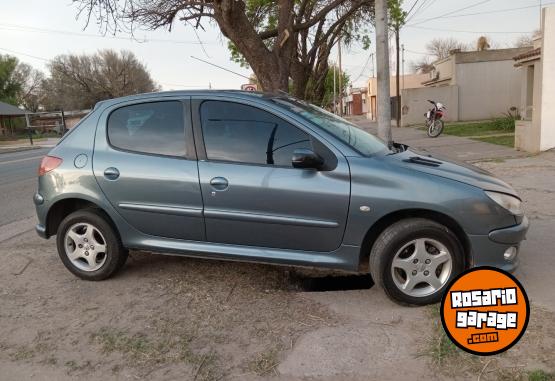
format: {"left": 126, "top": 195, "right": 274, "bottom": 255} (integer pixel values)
{"left": 540, "top": 6, "right": 555, "bottom": 151}
{"left": 367, "top": 74, "right": 428, "bottom": 120}
{"left": 456, "top": 60, "right": 522, "bottom": 120}
{"left": 426, "top": 57, "right": 455, "bottom": 86}
{"left": 401, "top": 86, "right": 459, "bottom": 126}
{"left": 367, "top": 74, "right": 428, "bottom": 97}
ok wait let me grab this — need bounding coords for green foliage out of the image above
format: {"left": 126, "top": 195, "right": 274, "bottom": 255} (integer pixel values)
{"left": 228, "top": 0, "right": 373, "bottom": 98}
{"left": 388, "top": 0, "right": 407, "bottom": 30}
{"left": 228, "top": 42, "right": 249, "bottom": 68}
{"left": 492, "top": 116, "right": 517, "bottom": 132}
{"left": 319, "top": 66, "right": 350, "bottom": 108}
{"left": 0, "top": 55, "right": 22, "bottom": 105}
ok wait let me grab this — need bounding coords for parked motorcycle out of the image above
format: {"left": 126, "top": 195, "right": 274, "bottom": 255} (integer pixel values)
{"left": 425, "top": 100, "right": 446, "bottom": 138}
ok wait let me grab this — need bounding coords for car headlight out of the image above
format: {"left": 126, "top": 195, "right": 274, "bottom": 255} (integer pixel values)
{"left": 485, "top": 191, "right": 523, "bottom": 215}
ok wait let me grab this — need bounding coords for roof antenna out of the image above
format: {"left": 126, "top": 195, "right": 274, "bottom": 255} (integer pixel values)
{"left": 190, "top": 56, "right": 251, "bottom": 80}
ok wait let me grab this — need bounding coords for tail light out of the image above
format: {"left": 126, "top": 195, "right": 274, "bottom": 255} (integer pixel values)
{"left": 38, "top": 156, "right": 63, "bottom": 176}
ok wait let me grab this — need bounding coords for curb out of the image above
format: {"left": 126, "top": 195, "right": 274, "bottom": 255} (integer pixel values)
{"left": 0, "top": 146, "right": 43, "bottom": 155}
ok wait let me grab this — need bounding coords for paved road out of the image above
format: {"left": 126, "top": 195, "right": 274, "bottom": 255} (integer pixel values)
{"left": 0, "top": 148, "right": 50, "bottom": 227}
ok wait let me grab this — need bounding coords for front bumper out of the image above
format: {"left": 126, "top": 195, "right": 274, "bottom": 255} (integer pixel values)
{"left": 468, "top": 216, "right": 529, "bottom": 273}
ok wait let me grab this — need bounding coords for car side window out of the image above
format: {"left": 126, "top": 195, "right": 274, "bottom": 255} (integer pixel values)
{"left": 200, "top": 100, "right": 311, "bottom": 166}
{"left": 108, "top": 101, "right": 186, "bottom": 157}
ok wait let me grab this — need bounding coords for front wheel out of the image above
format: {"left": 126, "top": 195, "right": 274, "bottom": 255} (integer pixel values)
{"left": 427, "top": 119, "right": 444, "bottom": 137}
{"left": 370, "top": 218, "right": 464, "bottom": 305}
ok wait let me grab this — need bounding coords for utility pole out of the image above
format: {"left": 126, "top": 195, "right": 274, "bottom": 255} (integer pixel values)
{"left": 338, "top": 38, "right": 343, "bottom": 116}
{"left": 402, "top": 44, "right": 405, "bottom": 92}
{"left": 60, "top": 109, "right": 67, "bottom": 135}
{"left": 395, "top": 28, "right": 401, "bottom": 128}
{"left": 333, "top": 64, "right": 337, "bottom": 114}
{"left": 375, "top": 0, "right": 393, "bottom": 146}
{"left": 25, "top": 113, "right": 33, "bottom": 146}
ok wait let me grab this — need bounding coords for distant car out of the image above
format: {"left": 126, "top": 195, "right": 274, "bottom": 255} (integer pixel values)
{"left": 34, "top": 91, "right": 528, "bottom": 305}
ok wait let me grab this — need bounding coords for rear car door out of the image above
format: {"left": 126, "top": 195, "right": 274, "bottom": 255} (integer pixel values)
{"left": 193, "top": 97, "right": 351, "bottom": 252}
{"left": 93, "top": 97, "right": 205, "bottom": 240}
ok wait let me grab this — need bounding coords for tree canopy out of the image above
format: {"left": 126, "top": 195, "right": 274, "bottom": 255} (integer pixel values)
{"left": 42, "top": 49, "right": 159, "bottom": 110}
{"left": 73, "top": 0, "right": 374, "bottom": 102}
{"left": 0, "top": 55, "right": 22, "bottom": 106}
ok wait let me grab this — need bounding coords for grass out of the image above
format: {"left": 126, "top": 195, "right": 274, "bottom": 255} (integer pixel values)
{"left": 528, "top": 370, "right": 555, "bottom": 381}
{"left": 423, "top": 118, "right": 517, "bottom": 147}
{"left": 423, "top": 305, "right": 555, "bottom": 381}
{"left": 424, "top": 305, "right": 460, "bottom": 365}
{"left": 247, "top": 347, "right": 281, "bottom": 376}
{"left": 442, "top": 118, "right": 515, "bottom": 137}
{"left": 90, "top": 327, "right": 222, "bottom": 380}
{"left": 472, "top": 135, "right": 515, "bottom": 147}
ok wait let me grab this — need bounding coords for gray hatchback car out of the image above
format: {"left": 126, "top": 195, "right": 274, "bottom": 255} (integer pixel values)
{"left": 34, "top": 91, "right": 528, "bottom": 305}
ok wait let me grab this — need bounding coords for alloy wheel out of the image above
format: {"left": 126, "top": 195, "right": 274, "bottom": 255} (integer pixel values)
{"left": 390, "top": 238, "right": 453, "bottom": 297}
{"left": 64, "top": 222, "right": 108, "bottom": 272}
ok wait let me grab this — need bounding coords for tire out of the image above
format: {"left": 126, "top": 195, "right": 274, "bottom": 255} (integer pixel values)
{"left": 427, "top": 120, "right": 444, "bottom": 138}
{"left": 369, "top": 218, "right": 464, "bottom": 305}
{"left": 56, "top": 209, "right": 128, "bottom": 281}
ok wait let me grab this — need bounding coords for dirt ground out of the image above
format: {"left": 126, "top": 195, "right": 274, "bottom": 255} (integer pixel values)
{"left": 1, "top": 153, "right": 555, "bottom": 381}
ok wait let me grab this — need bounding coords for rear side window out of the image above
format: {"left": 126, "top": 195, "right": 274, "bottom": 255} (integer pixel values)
{"left": 200, "top": 101, "right": 311, "bottom": 166}
{"left": 108, "top": 101, "right": 186, "bottom": 157}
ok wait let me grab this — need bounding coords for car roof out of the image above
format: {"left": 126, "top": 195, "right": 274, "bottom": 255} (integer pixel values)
{"left": 94, "top": 90, "right": 281, "bottom": 109}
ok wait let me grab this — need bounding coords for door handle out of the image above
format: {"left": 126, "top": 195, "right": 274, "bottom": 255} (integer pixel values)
{"left": 104, "top": 167, "right": 120, "bottom": 180}
{"left": 210, "top": 176, "right": 228, "bottom": 190}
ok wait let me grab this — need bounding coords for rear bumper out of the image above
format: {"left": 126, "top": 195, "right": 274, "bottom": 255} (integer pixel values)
{"left": 35, "top": 224, "right": 48, "bottom": 239}
{"left": 468, "top": 216, "right": 529, "bottom": 273}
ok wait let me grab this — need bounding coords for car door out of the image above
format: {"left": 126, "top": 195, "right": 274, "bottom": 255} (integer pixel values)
{"left": 192, "top": 97, "right": 350, "bottom": 252}
{"left": 93, "top": 97, "right": 205, "bottom": 241}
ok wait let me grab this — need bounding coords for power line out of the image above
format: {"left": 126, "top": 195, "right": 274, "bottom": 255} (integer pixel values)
{"left": 405, "top": 25, "right": 534, "bottom": 34}
{"left": 408, "top": 0, "right": 493, "bottom": 26}
{"left": 406, "top": 0, "right": 422, "bottom": 18}
{"left": 406, "top": 0, "right": 433, "bottom": 22}
{"left": 418, "top": 0, "right": 440, "bottom": 16}
{"left": 434, "top": 0, "right": 493, "bottom": 18}
{"left": 404, "top": 48, "right": 429, "bottom": 55}
{"left": 0, "top": 47, "right": 50, "bottom": 61}
{"left": 409, "top": 2, "right": 555, "bottom": 22}
{"left": 352, "top": 52, "right": 374, "bottom": 82}
{"left": 0, "top": 22, "right": 218, "bottom": 45}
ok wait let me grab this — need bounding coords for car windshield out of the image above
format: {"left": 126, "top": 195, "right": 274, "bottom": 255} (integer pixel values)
{"left": 272, "top": 97, "right": 390, "bottom": 156}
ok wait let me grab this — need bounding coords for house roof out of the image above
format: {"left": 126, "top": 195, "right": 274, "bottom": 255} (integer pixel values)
{"left": 513, "top": 47, "right": 541, "bottom": 62}
{"left": 0, "top": 101, "right": 28, "bottom": 116}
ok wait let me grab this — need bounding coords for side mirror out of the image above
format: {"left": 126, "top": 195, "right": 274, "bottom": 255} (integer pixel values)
{"left": 292, "top": 148, "right": 324, "bottom": 169}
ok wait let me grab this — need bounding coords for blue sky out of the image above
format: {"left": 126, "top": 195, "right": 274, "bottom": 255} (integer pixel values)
{"left": 0, "top": 0, "right": 548, "bottom": 90}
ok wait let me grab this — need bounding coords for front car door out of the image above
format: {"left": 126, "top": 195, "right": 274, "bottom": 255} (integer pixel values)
{"left": 93, "top": 97, "right": 205, "bottom": 241}
{"left": 192, "top": 97, "right": 350, "bottom": 252}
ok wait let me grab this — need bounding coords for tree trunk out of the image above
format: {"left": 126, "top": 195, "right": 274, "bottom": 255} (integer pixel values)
{"left": 375, "top": 0, "right": 393, "bottom": 146}
{"left": 291, "top": 62, "right": 311, "bottom": 99}
{"left": 214, "top": 0, "right": 291, "bottom": 93}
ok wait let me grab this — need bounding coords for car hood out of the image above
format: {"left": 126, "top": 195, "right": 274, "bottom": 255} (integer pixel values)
{"left": 382, "top": 148, "right": 518, "bottom": 197}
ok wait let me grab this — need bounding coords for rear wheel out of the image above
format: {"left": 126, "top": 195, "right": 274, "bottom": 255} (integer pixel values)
{"left": 370, "top": 218, "right": 464, "bottom": 305}
{"left": 427, "top": 119, "right": 444, "bottom": 137}
{"left": 56, "top": 209, "right": 128, "bottom": 281}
